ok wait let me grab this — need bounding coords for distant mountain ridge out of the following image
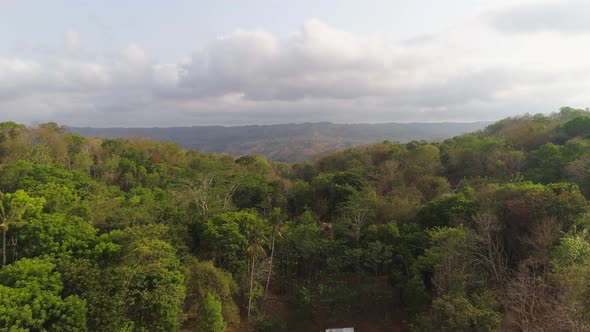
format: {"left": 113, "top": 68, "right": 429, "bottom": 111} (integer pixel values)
{"left": 69, "top": 122, "right": 492, "bottom": 161}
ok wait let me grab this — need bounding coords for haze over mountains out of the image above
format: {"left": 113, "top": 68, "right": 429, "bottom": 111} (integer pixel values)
{"left": 70, "top": 122, "right": 490, "bottom": 161}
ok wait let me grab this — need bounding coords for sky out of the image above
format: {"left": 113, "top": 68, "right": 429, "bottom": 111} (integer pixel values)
{"left": 0, "top": 0, "right": 589, "bottom": 127}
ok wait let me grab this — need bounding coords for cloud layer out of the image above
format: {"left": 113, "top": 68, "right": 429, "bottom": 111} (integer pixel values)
{"left": 1, "top": 1, "right": 590, "bottom": 126}
{"left": 489, "top": 0, "right": 590, "bottom": 34}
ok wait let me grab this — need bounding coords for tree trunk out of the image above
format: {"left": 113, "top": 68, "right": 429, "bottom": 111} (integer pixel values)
{"left": 11, "top": 236, "right": 17, "bottom": 263}
{"left": 2, "top": 225, "right": 6, "bottom": 266}
{"left": 264, "top": 235, "right": 275, "bottom": 298}
{"left": 248, "top": 256, "right": 255, "bottom": 319}
{"left": 356, "top": 253, "right": 360, "bottom": 283}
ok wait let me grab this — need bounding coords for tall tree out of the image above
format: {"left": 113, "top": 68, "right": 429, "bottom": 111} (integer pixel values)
{"left": 246, "top": 222, "right": 267, "bottom": 319}
{"left": 0, "top": 190, "right": 44, "bottom": 266}
{"left": 264, "top": 208, "right": 286, "bottom": 297}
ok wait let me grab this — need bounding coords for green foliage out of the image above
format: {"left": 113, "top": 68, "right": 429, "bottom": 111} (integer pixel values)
{"left": 0, "top": 258, "right": 87, "bottom": 331}
{"left": 562, "top": 116, "right": 590, "bottom": 138}
{"left": 526, "top": 143, "right": 568, "bottom": 183}
{"left": 196, "top": 293, "right": 226, "bottom": 332}
{"left": 415, "top": 175, "right": 451, "bottom": 201}
{"left": 286, "top": 180, "right": 312, "bottom": 216}
{"left": 442, "top": 134, "right": 523, "bottom": 180}
{"left": 199, "top": 211, "right": 267, "bottom": 274}
{"left": 235, "top": 155, "right": 271, "bottom": 175}
{"left": 552, "top": 234, "right": 590, "bottom": 266}
{"left": 401, "top": 276, "right": 431, "bottom": 317}
{"left": 417, "top": 189, "right": 478, "bottom": 228}
{"left": 413, "top": 291, "right": 501, "bottom": 332}
{"left": 0, "top": 161, "right": 98, "bottom": 200}
{"left": 0, "top": 190, "right": 45, "bottom": 222}
{"left": 3, "top": 112, "right": 590, "bottom": 330}
{"left": 550, "top": 234, "right": 590, "bottom": 324}
{"left": 31, "top": 182, "right": 82, "bottom": 214}
{"left": 0, "top": 190, "right": 45, "bottom": 266}
{"left": 19, "top": 213, "right": 98, "bottom": 258}
{"left": 310, "top": 172, "right": 360, "bottom": 221}
{"left": 337, "top": 189, "right": 378, "bottom": 242}
{"left": 417, "top": 226, "right": 469, "bottom": 270}
{"left": 120, "top": 226, "right": 186, "bottom": 331}
{"left": 183, "top": 258, "right": 240, "bottom": 327}
{"left": 482, "top": 114, "right": 554, "bottom": 150}
{"left": 251, "top": 312, "right": 287, "bottom": 332}
{"left": 232, "top": 174, "right": 273, "bottom": 210}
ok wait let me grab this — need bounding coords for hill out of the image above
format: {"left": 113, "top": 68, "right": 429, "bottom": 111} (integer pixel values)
{"left": 69, "top": 122, "right": 490, "bottom": 161}
{"left": 4, "top": 107, "right": 590, "bottom": 331}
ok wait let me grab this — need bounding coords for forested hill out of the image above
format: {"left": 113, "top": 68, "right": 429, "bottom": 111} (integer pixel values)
{"left": 70, "top": 121, "right": 490, "bottom": 161}
{"left": 4, "top": 107, "right": 590, "bottom": 331}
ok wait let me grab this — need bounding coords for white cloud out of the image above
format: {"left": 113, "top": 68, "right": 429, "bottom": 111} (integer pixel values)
{"left": 488, "top": 0, "right": 590, "bottom": 34}
{"left": 64, "top": 30, "right": 80, "bottom": 53}
{"left": 1, "top": 13, "right": 590, "bottom": 126}
{"left": 179, "top": 19, "right": 438, "bottom": 101}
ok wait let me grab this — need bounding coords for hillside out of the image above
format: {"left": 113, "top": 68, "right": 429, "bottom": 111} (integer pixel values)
{"left": 70, "top": 122, "right": 490, "bottom": 161}
{"left": 4, "top": 107, "right": 590, "bottom": 331}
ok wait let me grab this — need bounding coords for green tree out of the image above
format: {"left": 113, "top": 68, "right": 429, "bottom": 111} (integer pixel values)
{"left": 0, "top": 190, "right": 44, "bottom": 266}
{"left": 562, "top": 116, "right": 590, "bottom": 138}
{"left": 0, "top": 258, "right": 87, "bottom": 331}
{"left": 196, "top": 293, "right": 226, "bottom": 332}
{"left": 415, "top": 175, "right": 451, "bottom": 201}
{"left": 550, "top": 234, "right": 590, "bottom": 327}
{"left": 526, "top": 143, "right": 567, "bottom": 183}
{"left": 19, "top": 213, "right": 97, "bottom": 259}
{"left": 442, "top": 134, "right": 522, "bottom": 180}
{"left": 120, "top": 226, "right": 185, "bottom": 331}
{"left": 231, "top": 174, "right": 273, "bottom": 211}
{"left": 310, "top": 172, "right": 360, "bottom": 221}
{"left": 417, "top": 189, "right": 478, "bottom": 229}
{"left": 183, "top": 258, "right": 240, "bottom": 328}
{"left": 338, "top": 189, "right": 377, "bottom": 243}
{"left": 414, "top": 291, "right": 501, "bottom": 332}
{"left": 0, "top": 122, "right": 26, "bottom": 163}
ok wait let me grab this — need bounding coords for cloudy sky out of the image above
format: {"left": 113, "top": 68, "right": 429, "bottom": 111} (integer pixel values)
{"left": 1, "top": 0, "right": 589, "bottom": 126}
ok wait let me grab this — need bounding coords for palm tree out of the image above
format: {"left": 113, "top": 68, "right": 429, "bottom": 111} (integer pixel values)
{"left": 246, "top": 227, "right": 267, "bottom": 319}
{"left": 264, "top": 208, "right": 286, "bottom": 298}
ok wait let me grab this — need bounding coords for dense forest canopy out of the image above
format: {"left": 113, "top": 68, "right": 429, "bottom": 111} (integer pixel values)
{"left": 2, "top": 107, "right": 590, "bottom": 331}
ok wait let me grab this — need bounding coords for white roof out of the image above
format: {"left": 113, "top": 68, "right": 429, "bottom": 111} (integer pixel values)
{"left": 326, "top": 329, "right": 354, "bottom": 332}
